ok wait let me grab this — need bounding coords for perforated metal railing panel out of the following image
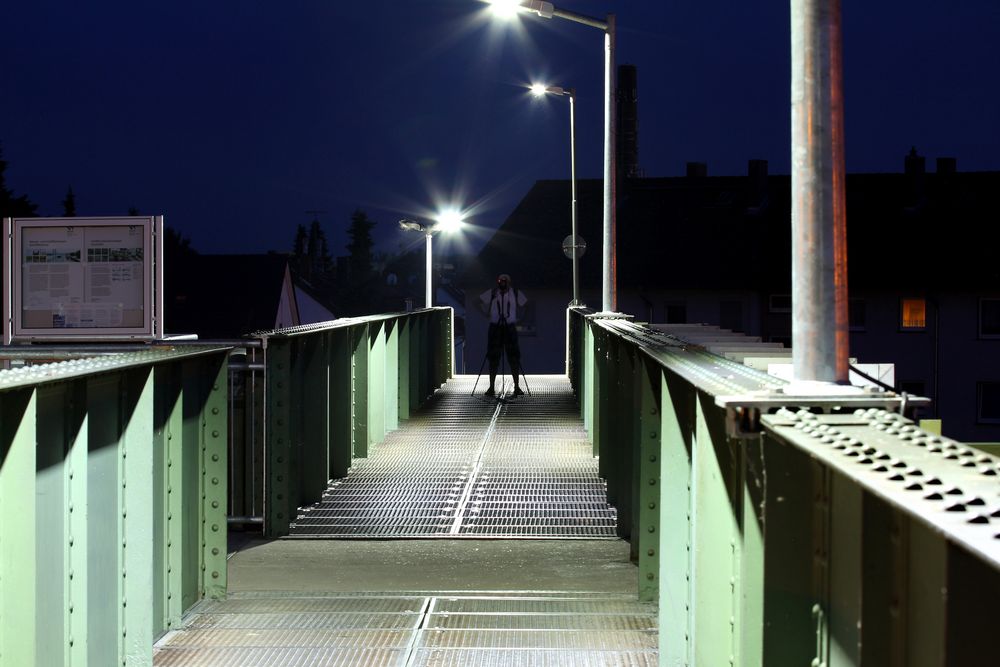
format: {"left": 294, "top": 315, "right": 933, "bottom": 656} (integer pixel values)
{"left": 154, "top": 592, "right": 658, "bottom": 666}
{"left": 290, "top": 376, "right": 617, "bottom": 539}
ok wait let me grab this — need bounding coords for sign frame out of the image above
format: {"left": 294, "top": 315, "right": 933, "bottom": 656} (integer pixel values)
{"left": 3, "top": 216, "right": 164, "bottom": 343}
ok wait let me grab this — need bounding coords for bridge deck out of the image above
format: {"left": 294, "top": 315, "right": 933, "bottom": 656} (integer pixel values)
{"left": 291, "top": 375, "right": 618, "bottom": 538}
{"left": 153, "top": 376, "right": 655, "bottom": 665}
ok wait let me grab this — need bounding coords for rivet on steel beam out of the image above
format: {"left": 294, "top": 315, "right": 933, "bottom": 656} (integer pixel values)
{"left": 212, "top": 430, "right": 220, "bottom": 438}
{"left": 212, "top": 454, "right": 219, "bottom": 462}
{"left": 648, "top": 526, "right": 655, "bottom": 533}
{"left": 212, "top": 571, "right": 220, "bottom": 578}
{"left": 646, "top": 573, "right": 655, "bottom": 580}
{"left": 212, "top": 500, "right": 219, "bottom": 509}
{"left": 648, "top": 502, "right": 656, "bottom": 510}
{"left": 211, "top": 477, "right": 219, "bottom": 485}
{"left": 212, "top": 547, "right": 220, "bottom": 555}
{"left": 211, "top": 407, "right": 219, "bottom": 415}
{"left": 648, "top": 479, "right": 656, "bottom": 486}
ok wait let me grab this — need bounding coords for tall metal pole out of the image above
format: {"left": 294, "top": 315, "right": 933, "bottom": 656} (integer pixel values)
{"left": 425, "top": 231, "right": 433, "bottom": 308}
{"left": 790, "top": 0, "right": 849, "bottom": 384}
{"left": 569, "top": 89, "right": 580, "bottom": 306}
{"left": 602, "top": 14, "right": 617, "bottom": 313}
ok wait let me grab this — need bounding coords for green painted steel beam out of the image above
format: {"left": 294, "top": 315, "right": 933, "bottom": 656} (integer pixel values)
{"left": 201, "top": 359, "right": 228, "bottom": 601}
{"left": 122, "top": 368, "right": 155, "bottom": 666}
{"left": 0, "top": 388, "right": 36, "bottom": 667}
{"left": 384, "top": 320, "right": 399, "bottom": 432}
{"left": 296, "top": 334, "right": 331, "bottom": 506}
{"left": 658, "top": 370, "right": 694, "bottom": 665}
{"left": 691, "top": 391, "right": 739, "bottom": 667}
{"left": 368, "top": 322, "right": 386, "bottom": 450}
{"left": 636, "top": 360, "right": 661, "bottom": 603}
{"left": 352, "top": 324, "right": 370, "bottom": 458}
{"left": 329, "top": 329, "right": 353, "bottom": 479}
{"left": 87, "top": 374, "right": 126, "bottom": 667}
{"left": 265, "top": 343, "right": 292, "bottom": 537}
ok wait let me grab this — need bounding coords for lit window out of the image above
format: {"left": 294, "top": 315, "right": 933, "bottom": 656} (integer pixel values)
{"left": 900, "top": 298, "right": 926, "bottom": 330}
{"left": 980, "top": 298, "right": 1000, "bottom": 338}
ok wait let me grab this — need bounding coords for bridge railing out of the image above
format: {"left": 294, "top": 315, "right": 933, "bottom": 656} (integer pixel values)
{"left": 0, "top": 345, "right": 230, "bottom": 667}
{"left": 568, "top": 307, "right": 1000, "bottom": 666}
{"left": 251, "top": 308, "right": 453, "bottom": 536}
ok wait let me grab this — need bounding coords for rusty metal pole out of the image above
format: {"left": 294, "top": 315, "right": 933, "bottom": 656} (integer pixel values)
{"left": 790, "top": 0, "right": 849, "bottom": 385}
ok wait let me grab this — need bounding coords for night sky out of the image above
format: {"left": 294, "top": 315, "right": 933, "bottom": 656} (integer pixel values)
{"left": 2, "top": 0, "right": 998, "bottom": 258}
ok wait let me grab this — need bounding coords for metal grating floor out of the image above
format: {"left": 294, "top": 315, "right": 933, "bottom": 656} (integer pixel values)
{"left": 154, "top": 592, "right": 658, "bottom": 666}
{"left": 289, "top": 376, "right": 618, "bottom": 539}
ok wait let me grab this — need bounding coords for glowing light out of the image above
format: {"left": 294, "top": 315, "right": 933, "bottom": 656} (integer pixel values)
{"left": 530, "top": 83, "right": 548, "bottom": 97}
{"left": 435, "top": 209, "right": 465, "bottom": 233}
{"left": 487, "top": 0, "right": 522, "bottom": 19}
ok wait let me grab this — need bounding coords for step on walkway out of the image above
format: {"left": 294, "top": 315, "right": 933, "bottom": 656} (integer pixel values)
{"left": 154, "top": 591, "right": 658, "bottom": 666}
{"left": 290, "top": 375, "right": 618, "bottom": 538}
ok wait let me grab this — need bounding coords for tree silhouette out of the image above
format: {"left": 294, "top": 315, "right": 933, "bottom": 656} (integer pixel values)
{"left": 339, "top": 209, "right": 381, "bottom": 315}
{"left": 346, "top": 209, "right": 376, "bottom": 286}
{"left": 62, "top": 186, "right": 76, "bottom": 216}
{"left": 0, "top": 144, "right": 38, "bottom": 218}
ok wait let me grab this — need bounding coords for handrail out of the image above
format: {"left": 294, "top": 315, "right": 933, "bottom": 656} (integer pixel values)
{"left": 568, "top": 307, "right": 1000, "bottom": 665}
{"left": 0, "top": 345, "right": 231, "bottom": 665}
{"left": 251, "top": 308, "right": 454, "bottom": 536}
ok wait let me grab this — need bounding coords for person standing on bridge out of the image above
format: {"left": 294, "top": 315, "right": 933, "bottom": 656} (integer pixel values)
{"left": 479, "top": 273, "right": 527, "bottom": 398}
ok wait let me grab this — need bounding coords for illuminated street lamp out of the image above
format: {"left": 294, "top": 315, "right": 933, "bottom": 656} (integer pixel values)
{"left": 486, "top": 0, "right": 616, "bottom": 313}
{"left": 530, "top": 83, "right": 582, "bottom": 306}
{"left": 399, "top": 210, "right": 465, "bottom": 308}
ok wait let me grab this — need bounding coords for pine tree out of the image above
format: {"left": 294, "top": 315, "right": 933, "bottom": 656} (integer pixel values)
{"left": 0, "top": 144, "right": 38, "bottom": 218}
{"left": 346, "top": 209, "right": 376, "bottom": 285}
{"left": 62, "top": 186, "right": 76, "bottom": 216}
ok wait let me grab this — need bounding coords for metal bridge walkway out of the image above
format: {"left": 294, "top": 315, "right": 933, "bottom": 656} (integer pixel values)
{"left": 154, "top": 375, "right": 655, "bottom": 666}
{"left": 290, "top": 375, "right": 618, "bottom": 539}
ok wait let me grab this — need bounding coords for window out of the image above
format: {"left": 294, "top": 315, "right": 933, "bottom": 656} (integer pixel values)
{"left": 665, "top": 303, "right": 687, "bottom": 324}
{"left": 849, "top": 298, "right": 866, "bottom": 331}
{"left": 977, "top": 382, "right": 1000, "bottom": 423}
{"left": 768, "top": 294, "right": 791, "bottom": 313}
{"left": 900, "top": 297, "right": 926, "bottom": 330}
{"left": 720, "top": 300, "right": 743, "bottom": 333}
{"left": 980, "top": 298, "right": 1000, "bottom": 338}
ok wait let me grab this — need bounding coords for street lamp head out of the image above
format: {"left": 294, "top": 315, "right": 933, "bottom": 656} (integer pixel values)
{"left": 398, "top": 219, "right": 426, "bottom": 233}
{"left": 530, "top": 83, "right": 568, "bottom": 97}
{"left": 484, "top": 0, "right": 554, "bottom": 20}
{"left": 435, "top": 209, "right": 465, "bottom": 233}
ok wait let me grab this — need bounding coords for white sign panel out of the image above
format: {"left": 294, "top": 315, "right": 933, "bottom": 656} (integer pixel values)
{"left": 3, "top": 216, "right": 163, "bottom": 342}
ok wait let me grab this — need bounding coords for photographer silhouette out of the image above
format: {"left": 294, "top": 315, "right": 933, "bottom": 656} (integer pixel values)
{"left": 479, "top": 273, "right": 527, "bottom": 398}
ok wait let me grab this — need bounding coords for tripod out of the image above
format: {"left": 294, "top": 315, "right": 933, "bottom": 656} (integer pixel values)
{"left": 471, "top": 314, "right": 530, "bottom": 400}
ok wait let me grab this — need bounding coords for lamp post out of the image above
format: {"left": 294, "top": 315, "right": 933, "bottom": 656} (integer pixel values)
{"left": 530, "top": 83, "right": 581, "bottom": 306}
{"left": 486, "top": 0, "right": 616, "bottom": 313}
{"left": 399, "top": 210, "right": 464, "bottom": 308}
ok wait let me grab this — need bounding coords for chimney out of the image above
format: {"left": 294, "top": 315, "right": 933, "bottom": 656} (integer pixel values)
{"left": 936, "top": 157, "right": 956, "bottom": 174}
{"left": 616, "top": 64, "right": 640, "bottom": 178}
{"left": 747, "top": 159, "right": 768, "bottom": 210}
{"left": 686, "top": 162, "right": 707, "bottom": 178}
{"left": 905, "top": 147, "right": 926, "bottom": 208}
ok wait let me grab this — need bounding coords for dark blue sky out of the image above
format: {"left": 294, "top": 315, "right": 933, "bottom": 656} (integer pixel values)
{"left": 2, "top": 0, "right": 997, "bottom": 257}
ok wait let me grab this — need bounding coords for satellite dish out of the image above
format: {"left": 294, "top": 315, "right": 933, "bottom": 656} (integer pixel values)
{"left": 562, "top": 234, "right": 586, "bottom": 259}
